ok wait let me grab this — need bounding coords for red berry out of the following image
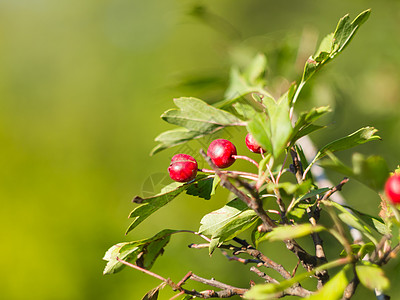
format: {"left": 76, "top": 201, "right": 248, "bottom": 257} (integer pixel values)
{"left": 245, "top": 133, "right": 265, "bottom": 153}
{"left": 385, "top": 173, "right": 400, "bottom": 204}
{"left": 168, "top": 154, "right": 198, "bottom": 182}
{"left": 207, "top": 139, "right": 237, "bottom": 168}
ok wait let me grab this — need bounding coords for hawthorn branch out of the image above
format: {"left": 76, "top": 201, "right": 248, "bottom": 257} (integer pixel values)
{"left": 290, "top": 148, "right": 329, "bottom": 287}
{"left": 200, "top": 149, "right": 276, "bottom": 230}
{"left": 250, "top": 266, "right": 279, "bottom": 283}
{"left": 251, "top": 266, "right": 313, "bottom": 298}
{"left": 342, "top": 265, "right": 359, "bottom": 300}
{"left": 232, "top": 238, "right": 292, "bottom": 280}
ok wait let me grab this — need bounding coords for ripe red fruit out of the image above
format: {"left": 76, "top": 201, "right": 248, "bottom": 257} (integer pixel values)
{"left": 207, "top": 139, "right": 237, "bottom": 168}
{"left": 385, "top": 173, "right": 400, "bottom": 204}
{"left": 168, "top": 154, "right": 198, "bottom": 182}
{"left": 245, "top": 133, "right": 265, "bottom": 153}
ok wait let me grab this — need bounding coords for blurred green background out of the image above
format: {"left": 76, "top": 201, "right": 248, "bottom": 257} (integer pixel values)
{"left": 1, "top": 1, "right": 400, "bottom": 299}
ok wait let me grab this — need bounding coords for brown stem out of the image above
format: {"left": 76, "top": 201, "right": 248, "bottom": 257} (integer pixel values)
{"left": 290, "top": 147, "right": 329, "bottom": 286}
{"left": 117, "top": 257, "right": 169, "bottom": 283}
{"left": 189, "top": 274, "right": 247, "bottom": 295}
{"left": 200, "top": 149, "right": 276, "bottom": 230}
{"left": 250, "top": 266, "right": 279, "bottom": 283}
{"left": 342, "top": 265, "right": 359, "bottom": 300}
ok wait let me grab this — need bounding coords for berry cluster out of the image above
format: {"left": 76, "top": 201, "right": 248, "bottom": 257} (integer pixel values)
{"left": 168, "top": 134, "right": 263, "bottom": 182}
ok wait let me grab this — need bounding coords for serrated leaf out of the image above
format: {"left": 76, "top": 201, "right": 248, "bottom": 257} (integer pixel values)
{"left": 127, "top": 176, "right": 210, "bottom": 234}
{"left": 332, "top": 9, "right": 371, "bottom": 54}
{"left": 199, "top": 199, "right": 258, "bottom": 254}
{"left": 286, "top": 207, "right": 307, "bottom": 222}
{"left": 306, "top": 268, "right": 350, "bottom": 300}
{"left": 231, "top": 97, "right": 264, "bottom": 120}
{"left": 342, "top": 204, "right": 389, "bottom": 235}
{"left": 246, "top": 111, "right": 273, "bottom": 154}
{"left": 162, "top": 97, "right": 244, "bottom": 132}
{"left": 265, "top": 180, "right": 313, "bottom": 197}
{"left": 103, "top": 230, "right": 177, "bottom": 275}
{"left": 339, "top": 242, "right": 375, "bottom": 258}
{"left": 290, "top": 106, "right": 331, "bottom": 145}
{"left": 137, "top": 233, "right": 172, "bottom": 270}
{"left": 301, "top": 9, "right": 370, "bottom": 83}
{"left": 221, "top": 54, "right": 269, "bottom": 106}
{"left": 356, "top": 262, "right": 390, "bottom": 291}
{"left": 127, "top": 188, "right": 188, "bottom": 234}
{"left": 319, "top": 152, "right": 389, "bottom": 192}
{"left": 103, "top": 242, "right": 142, "bottom": 275}
{"left": 244, "top": 53, "right": 267, "bottom": 84}
{"left": 325, "top": 201, "right": 378, "bottom": 244}
{"left": 141, "top": 283, "right": 166, "bottom": 300}
{"left": 246, "top": 91, "right": 293, "bottom": 159}
{"left": 262, "top": 224, "right": 326, "bottom": 242}
{"left": 288, "top": 187, "right": 330, "bottom": 213}
{"left": 151, "top": 97, "right": 245, "bottom": 155}
{"left": 186, "top": 176, "right": 214, "bottom": 200}
{"left": 150, "top": 128, "right": 214, "bottom": 156}
{"left": 245, "top": 260, "right": 352, "bottom": 300}
{"left": 267, "top": 92, "right": 293, "bottom": 158}
{"left": 315, "top": 127, "right": 381, "bottom": 161}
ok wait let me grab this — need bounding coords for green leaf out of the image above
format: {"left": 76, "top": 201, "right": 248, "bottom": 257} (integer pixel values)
{"left": 267, "top": 92, "right": 293, "bottom": 158}
{"left": 290, "top": 106, "right": 331, "bottom": 145}
{"left": 231, "top": 96, "right": 264, "bottom": 120}
{"left": 332, "top": 9, "right": 371, "bottom": 54}
{"left": 245, "top": 259, "right": 352, "bottom": 299}
{"left": 103, "top": 230, "right": 177, "bottom": 275}
{"left": 246, "top": 90, "right": 293, "bottom": 159}
{"left": 261, "top": 223, "right": 326, "bottom": 242}
{"left": 186, "top": 176, "right": 215, "bottom": 200}
{"left": 319, "top": 152, "right": 389, "bottom": 192}
{"left": 141, "top": 283, "right": 166, "bottom": 300}
{"left": 340, "top": 242, "right": 375, "bottom": 259}
{"left": 199, "top": 199, "right": 258, "bottom": 254}
{"left": 162, "top": 97, "right": 244, "bottom": 132}
{"left": 127, "top": 176, "right": 211, "bottom": 234}
{"left": 137, "top": 233, "right": 172, "bottom": 270}
{"left": 288, "top": 187, "right": 330, "bottom": 213}
{"left": 246, "top": 111, "right": 273, "bottom": 154}
{"left": 265, "top": 180, "right": 313, "bottom": 197}
{"left": 306, "top": 268, "right": 350, "bottom": 300}
{"left": 150, "top": 128, "right": 212, "bottom": 156}
{"left": 324, "top": 201, "right": 377, "bottom": 244}
{"left": 244, "top": 53, "right": 267, "bottom": 84}
{"left": 342, "top": 204, "right": 389, "bottom": 235}
{"left": 316, "top": 127, "right": 380, "bottom": 161}
{"left": 301, "top": 9, "right": 371, "bottom": 83}
{"left": 356, "top": 262, "right": 390, "bottom": 291}
{"left": 103, "top": 242, "right": 142, "bottom": 275}
{"left": 221, "top": 53, "right": 269, "bottom": 107}
{"left": 151, "top": 97, "right": 245, "bottom": 155}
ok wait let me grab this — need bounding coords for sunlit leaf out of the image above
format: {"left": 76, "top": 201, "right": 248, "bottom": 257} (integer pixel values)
{"left": 306, "top": 268, "right": 350, "bottom": 300}
{"left": 315, "top": 127, "right": 381, "bottom": 161}
{"left": 319, "top": 152, "right": 389, "bottom": 192}
{"left": 301, "top": 9, "right": 371, "bottom": 83}
{"left": 356, "top": 262, "right": 390, "bottom": 291}
{"left": 141, "top": 283, "right": 166, "bottom": 300}
{"left": 262, "top": 223, "right": 326, "bottom": 241}
{"left": 103, "top": 230, "right": 177, "bottom": 275}
{"left": 199, "top": 199, "right": 258, "bottom": 254}
{"left": 162, "top": 97, "right": 244, "bottom": 132}
{"left": 127, "top": 176, "right": 211, "bottom": 234}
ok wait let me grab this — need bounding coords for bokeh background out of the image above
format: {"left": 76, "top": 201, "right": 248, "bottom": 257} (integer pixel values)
{"left": 1, "top": 0, "right": 400, "bottom": 299}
